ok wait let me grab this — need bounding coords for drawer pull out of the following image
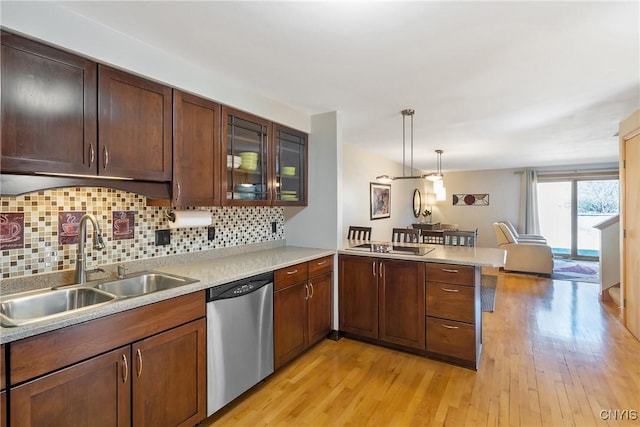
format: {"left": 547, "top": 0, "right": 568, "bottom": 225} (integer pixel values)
{"left": 441, "top": 288, "right": 459, "bottom": 293}
{"left": 121, "top": 354, "right": 128, "bottom": 384}
{"left": 286, "top": 269, "right": 299, "bottom": 275}
{"left": 442, "top": 324, "right": 460, "bottom": 329}
{"left": 136, "top": 348, "right": 143, "bottom": 377}
{"left": 441, "top": 268, "right": 459, "bottom": 273}
{"left": 317, "top": 260, "right": 327, "bottom": 266}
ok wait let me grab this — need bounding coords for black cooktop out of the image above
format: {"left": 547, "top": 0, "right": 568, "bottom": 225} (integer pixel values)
{"left": 347, "top": 243, "right": 435, "bottom": 256}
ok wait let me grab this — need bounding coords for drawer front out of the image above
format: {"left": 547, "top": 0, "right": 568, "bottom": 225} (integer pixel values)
{"left": 426, "top": 263, "right": 475, "bottom": 286}
{"left": 426, "top": 316, "right": 476, "bottom": 362}
{"left": 426, "top": 282, "right": 475, "bottom": 324}
{"left": 275, "top": 262, "right": 309, "bottom": 290}
{"left": 309, "top": 256, "right": 333, "bottom": 278}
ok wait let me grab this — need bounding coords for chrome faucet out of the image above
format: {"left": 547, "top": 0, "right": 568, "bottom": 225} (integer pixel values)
{"left": 74, "top": 213, "right": 105, "bottom": 284}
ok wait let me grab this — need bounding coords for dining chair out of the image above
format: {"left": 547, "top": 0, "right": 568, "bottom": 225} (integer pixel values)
{"left": 391, "top": 228, "right": 420, "bottom": 243}
{"left": 421, "top": 230, "right": 444, "bottom": 245}
{"left": 443, "top": 229, "right": 477, "bottom": 247}
{"left": 347, "top": 226, "right": 372, "bottom": 240}
{"left": 439, "top": 223, "right": 459, "bottom": 231}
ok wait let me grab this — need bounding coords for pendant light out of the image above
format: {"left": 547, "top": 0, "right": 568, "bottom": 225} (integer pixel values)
{"left": 376, "top": 109, "right": 425, "bottom": 182}
{"left": 424, "top": 149, "right": 444, "bottom": 182}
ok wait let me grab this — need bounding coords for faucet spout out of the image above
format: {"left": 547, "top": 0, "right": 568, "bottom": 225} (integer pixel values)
{"left": 74, "top": 213, "right": 105, "bottom": 284}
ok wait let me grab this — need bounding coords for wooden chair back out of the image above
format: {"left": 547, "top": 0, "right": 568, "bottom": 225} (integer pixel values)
{"left": 443, "top": 229, "right": 477, "bottom": 247}
{"left": 391, "top": 228, "right": 420, "bottom": 243}
{"left": 421, "top": 230, "right": 444, "bottom": 245}
{"left": 439, "top": 223, "right": 459, "bottom": 231}
{"left": 347, "top": 226, "right": 372, "bottom": 240}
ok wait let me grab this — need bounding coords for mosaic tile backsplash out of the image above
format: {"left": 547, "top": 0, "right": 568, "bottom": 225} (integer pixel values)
{"left": 0, "top": 187, "right": 285, "bottom": 279}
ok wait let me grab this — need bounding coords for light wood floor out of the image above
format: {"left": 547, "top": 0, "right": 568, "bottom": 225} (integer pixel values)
{"left": 204, "top": 272, "right": 640, "bottom": 426}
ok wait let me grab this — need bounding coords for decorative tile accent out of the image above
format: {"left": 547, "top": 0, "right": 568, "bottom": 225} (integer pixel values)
{"left": 59, "top": 211, "right": 84, "bottom": 245}
{"left": 113, "top": 211, "right": 135, "bottom": 240}
{"left": 453, "top": 193, "right": 490, "bottom": 206}
{"left": 0, "top": 212, "right": 24, "bottom": 250}
{"left": 0, "top": 187, "right": 285, "bottom": 279}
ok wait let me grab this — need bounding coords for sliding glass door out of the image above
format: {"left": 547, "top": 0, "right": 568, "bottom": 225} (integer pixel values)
{"left": 538, "top": 177, "right": 619, "bottom": 260}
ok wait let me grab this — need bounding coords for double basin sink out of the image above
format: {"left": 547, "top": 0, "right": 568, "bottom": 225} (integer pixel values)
{"left": 0, "top": 271, "right": 199, "bottom": 328}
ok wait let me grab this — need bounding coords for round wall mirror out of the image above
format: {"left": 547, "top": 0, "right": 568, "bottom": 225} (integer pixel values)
{"left": 412, "top": 189, "right": 421, "bottom": 218}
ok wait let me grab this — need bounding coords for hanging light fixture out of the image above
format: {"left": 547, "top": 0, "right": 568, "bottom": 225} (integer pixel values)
{"left": 423, "top": 149, "right": 444, "bottom": 182}
{"left": 376, "top": 109, "right": 426, "bottom": 182}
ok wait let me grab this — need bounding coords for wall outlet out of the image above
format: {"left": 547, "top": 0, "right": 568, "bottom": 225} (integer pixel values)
{"left": 155, "top": 229, "right": 171, "bottom": 246}
{"left": 271, "top": 221, "right": 277, "bottom": 233}
{"left": 207, "top": 226, "right": 215, "bottom": 241}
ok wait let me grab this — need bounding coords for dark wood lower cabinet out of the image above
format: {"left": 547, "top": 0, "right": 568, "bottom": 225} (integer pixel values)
{"left": 274, "top": 257, "right": 333, "bottom": 369}
{"left": 274, "top": 281, "right": 308, "bottom": 368}
{"left": 133, "top": 318, "right": 206, "bottom": 427}
{"left": 308, "top": 272, "right": 333, "bottom": 345}
{"left": 379, "top": 260, "right": 426, "bottom": 350}
{"left": 339, "top": 255, "right": 378, "bottom": 339}
{"left": 10, "top": 346, "right": 130, "bottom": 427}
{"left": 339, "top": 255, "right": 426, "bottom": 351}
{"left": 339, "top": 255, "right": 481, "bottom": 369}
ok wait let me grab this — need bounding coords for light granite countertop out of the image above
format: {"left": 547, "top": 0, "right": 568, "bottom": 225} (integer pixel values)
{"left": 337, "top": 240, "right": 506, "bottom": 268}
{"left": 0, "top": 243, "right": 334, "bottom": 344}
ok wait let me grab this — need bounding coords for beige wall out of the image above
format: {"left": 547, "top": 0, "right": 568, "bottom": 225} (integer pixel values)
{"left": 433, "top": 169, "right": 522, "bottom": 247}
{"left": 342, "top": 144, "right": 432, "bottom": 242}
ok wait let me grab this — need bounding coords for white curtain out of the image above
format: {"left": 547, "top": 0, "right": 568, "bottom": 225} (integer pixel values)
{"left": 518, "top": 169, "right": 541, "bottom": 234}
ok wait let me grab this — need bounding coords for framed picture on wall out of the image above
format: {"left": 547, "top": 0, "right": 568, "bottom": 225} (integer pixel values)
{"left": 370, "top": 182, "right": 391, "bottom": 220}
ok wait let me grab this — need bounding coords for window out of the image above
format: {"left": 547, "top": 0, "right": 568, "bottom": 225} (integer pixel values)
{"left": 538, "top": 174, "right": 619, "bottom": 260}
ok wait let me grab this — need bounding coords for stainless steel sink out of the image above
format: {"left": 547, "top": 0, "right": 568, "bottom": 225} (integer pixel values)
{"left": 0, "top": 286, "right": 116, "bottom": 327}
{"left": 94, "top": 271, "right": 198, "bottom": 298}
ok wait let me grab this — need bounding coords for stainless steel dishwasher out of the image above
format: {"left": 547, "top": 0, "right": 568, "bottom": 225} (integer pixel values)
{"left": 206, "top": 271, "right": 274, "bottom": 416}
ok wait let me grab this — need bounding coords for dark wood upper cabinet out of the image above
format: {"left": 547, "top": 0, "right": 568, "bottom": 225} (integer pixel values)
{"left": 98, "top": 65, "right": 172, "bottom": 181}
{"left": 221, "top": 106, "right": 272, "bottom": 206}
{"left": 172, "top": 90, "right": 220, "bottom": 206}
{"left": 1, "top": 31, "right": 97, "bottom": 175}
{"left": 273, "top": 124, "right": 308, "bottom": 206}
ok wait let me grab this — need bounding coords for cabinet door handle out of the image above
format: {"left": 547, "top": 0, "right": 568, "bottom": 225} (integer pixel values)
{"left": 442, "top": 324, "right": 460, "bottom": 329}
{"left": 372, "top": 262, "right": 376, "bottom": 276}
{"left": 121, "top": 354, "right": 128, "bottom": 384}
{"left": 89, "top": 144, "right": 95, "bottom": 168}
{"left": 441, "top": 288, "right": 459, "bottom": 293}
{"left": 136, "top": 348, "right": 143, "bottom": 377}
{"left": 441, "top": 268, "right": 459, "bottom": 274}
{"left": 304, "top": 284, "right": 309, "bottom": 300}
{"left": 317, "top": 260, "right": 327, "bottom": 266}
{"left": 103, "top": 146, "right": 109, "bottom": 170}
{"left": 309, "top": 283, "right": 314, "bottom": 299}
{"left": 286, "top": 269, "right": 298, "bottom": 275}
{"left": 379, "top": 261, "right": 383, "bottom": 277}
{"left": 175, "top": 182, "right": 181, "bottom": 202}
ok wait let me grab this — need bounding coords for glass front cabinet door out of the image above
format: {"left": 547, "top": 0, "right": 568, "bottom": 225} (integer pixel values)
{"left": 222, "top": 107, "right": 272, "bottom": 206}
{"left": 273, "top": 125, "right": 307, "bottom": 206}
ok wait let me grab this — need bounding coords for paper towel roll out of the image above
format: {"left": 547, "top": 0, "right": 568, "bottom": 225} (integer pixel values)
{"left": 168, "top": 210, "right": 212, "bottom": 229}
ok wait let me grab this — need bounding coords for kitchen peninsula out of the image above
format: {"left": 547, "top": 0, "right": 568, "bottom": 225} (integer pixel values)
{"left": 338, "top": 240, "right": 505, "bottom": 370}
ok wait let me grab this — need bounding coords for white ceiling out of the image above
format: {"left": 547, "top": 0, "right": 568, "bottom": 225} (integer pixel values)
{"left": 50, "top": 2, "right": 640, "bottom": 172}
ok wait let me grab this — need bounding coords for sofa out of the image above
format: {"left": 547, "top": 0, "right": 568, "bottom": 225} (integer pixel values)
{"left": 493, "top": 222, "right": 553, "bottom": 276}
